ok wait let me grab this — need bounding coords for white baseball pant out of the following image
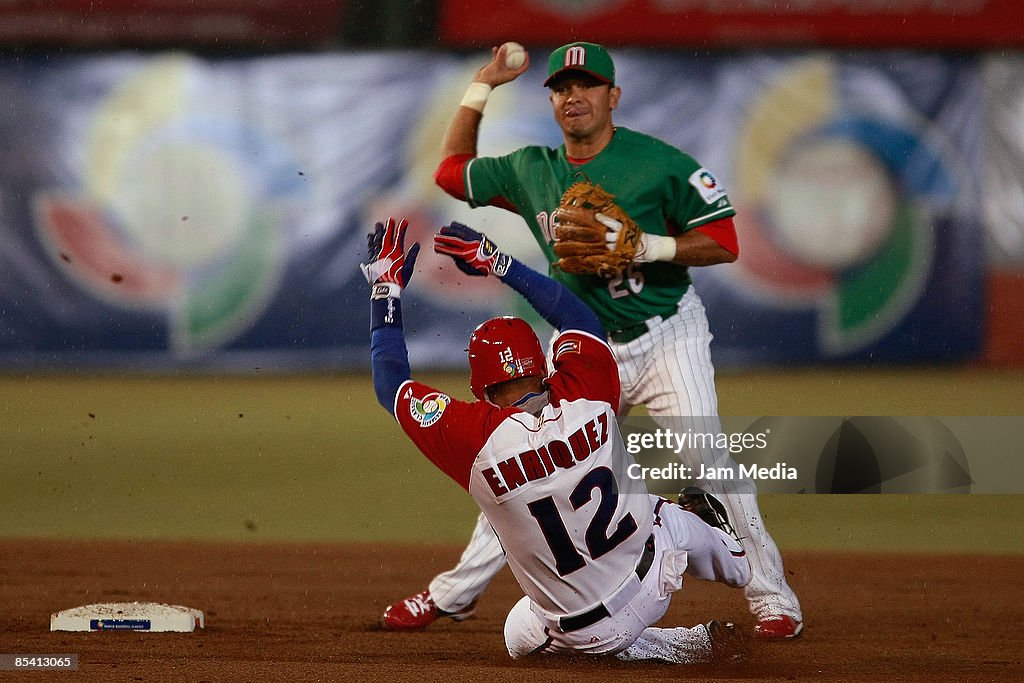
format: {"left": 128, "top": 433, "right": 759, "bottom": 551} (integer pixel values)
{"left": 503, "top": 495, "right": 750, "bottom": 661}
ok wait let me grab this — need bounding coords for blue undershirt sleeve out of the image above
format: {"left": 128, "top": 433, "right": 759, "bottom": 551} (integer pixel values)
{"left": 498, "top": 259, "right": 605, "bottom": 339}
{"left": 370, "top": 300, "right": 411, "bottom": 416}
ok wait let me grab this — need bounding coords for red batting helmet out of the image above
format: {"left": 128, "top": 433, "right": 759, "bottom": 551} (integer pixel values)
{"left": 468, "top": 316, "right": 548, "bottom": 401}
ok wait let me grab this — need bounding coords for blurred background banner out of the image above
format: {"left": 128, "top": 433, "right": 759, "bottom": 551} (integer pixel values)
{"left": 689, "top": 54, "right": 985, "bottom": 364}
{"left": 0, "top": 52, "right": 468, "bottom": 370}
{"left": 983, "top": 55, "right": 1024, "bottom": 365}
{"left": 0, "top": 0, "right": 346, "bottom": 49}
{"left": 440, "top": 0, "right": 1023, "bottom": 49}
{"left": 0, "top": 50, "right": 1007, "bottom": 370}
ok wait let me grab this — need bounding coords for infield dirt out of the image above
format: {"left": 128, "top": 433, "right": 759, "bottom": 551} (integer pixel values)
{"left": 2, "top": 538, "right": 1021, "bottom": 682}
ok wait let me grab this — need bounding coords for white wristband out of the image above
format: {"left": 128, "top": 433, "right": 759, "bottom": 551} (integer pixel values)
{"left": 460, "top": 82, "right": 492, "bottom": 113}
{"left": 637, "top": 233, "right": 677, "bottom": 263}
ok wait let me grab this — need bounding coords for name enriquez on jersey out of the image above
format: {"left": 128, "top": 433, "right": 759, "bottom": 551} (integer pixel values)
{"left": 481, "top": 412, "right": 611, "bottom": 499}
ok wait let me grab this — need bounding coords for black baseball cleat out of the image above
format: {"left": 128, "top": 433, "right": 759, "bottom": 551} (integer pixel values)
{"left": 706, "top": 620, "right": 751, "bottom": 664}
{"left": 678, "top": 486, "right": 741, "bottom": 541}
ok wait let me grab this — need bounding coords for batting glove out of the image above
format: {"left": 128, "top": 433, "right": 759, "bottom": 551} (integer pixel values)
{"left": 433, "top": 222, "right": 512, "bottom": 278}
{"left": 360, "top": 217, "right": 421, "bottom": 299}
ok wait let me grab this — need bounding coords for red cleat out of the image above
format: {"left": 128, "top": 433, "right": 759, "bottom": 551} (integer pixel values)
{"left": 754, "top": 615, "right": 804, "bottom": 641}
{"left": 381, "top": 590, "right": 476, "bottom": 631}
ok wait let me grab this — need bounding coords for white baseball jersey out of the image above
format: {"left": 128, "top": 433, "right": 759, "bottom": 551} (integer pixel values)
{"left": 395, "top": 329, "right": 652, "bottom": 616}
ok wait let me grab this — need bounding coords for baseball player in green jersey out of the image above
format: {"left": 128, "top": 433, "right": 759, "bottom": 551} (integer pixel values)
{"left": 383, "top": 41, "right": 803, "bottom": 641}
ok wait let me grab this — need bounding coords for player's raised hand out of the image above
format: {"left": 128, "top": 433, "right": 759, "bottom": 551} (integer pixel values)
{"left": 474, "top": 42, "right": 530, "bottom": 87}
{"left": 433, "top": 222, "right": 512, "bottom": 278}
{"left": 360, "top": 217, "right": 421, "bottom": 296}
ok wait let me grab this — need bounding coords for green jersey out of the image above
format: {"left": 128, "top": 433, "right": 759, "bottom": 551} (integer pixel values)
{"left": 464, "top": 127, "right": 736, "bottom": 334}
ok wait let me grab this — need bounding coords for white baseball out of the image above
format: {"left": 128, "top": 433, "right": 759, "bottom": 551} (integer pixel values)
{"left": 503, "top": 42, "right": 526, "bottom": 69}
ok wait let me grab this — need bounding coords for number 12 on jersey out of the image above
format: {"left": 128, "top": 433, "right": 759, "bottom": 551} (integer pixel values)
{"left": 526, "top": 466, "right": 638, "bottom": 576}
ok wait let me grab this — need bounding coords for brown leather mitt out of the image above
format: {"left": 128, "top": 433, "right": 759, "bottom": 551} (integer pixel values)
{"left": 552, "top": 181, "right": 642, "bottom": 278}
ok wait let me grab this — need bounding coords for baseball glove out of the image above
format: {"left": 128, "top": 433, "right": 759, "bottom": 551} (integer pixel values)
{"left": 678, "top": 486, "right": 742, "bottom": 542}
{"left": 552, "top": 181, "right": 642, "bottom": 278}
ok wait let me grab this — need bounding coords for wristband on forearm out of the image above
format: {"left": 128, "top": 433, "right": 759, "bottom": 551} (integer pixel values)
{"left": 460, "top": 82, "right": 492, "bottom": 113}
{"left": 639, "top": 233, "right": 677, "bottom": 262}
{"left": 370, "top": 284, "right": 403, "bottom": 331}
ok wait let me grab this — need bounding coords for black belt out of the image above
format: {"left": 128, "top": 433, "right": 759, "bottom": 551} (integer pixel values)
{"left": 606, "top": 307, "right": 678, "bottom": 344}
{"left": 607, "top": 320, "right": 650, "bottom": 344}
{"left": 558, "top": 534, "right": 656, "bottom": 633}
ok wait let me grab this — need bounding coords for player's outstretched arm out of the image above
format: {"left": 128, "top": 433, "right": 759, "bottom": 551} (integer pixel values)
{"left": 360, "top": 217, "right": 421, "bottom": 416}
{"left": 433, "top": 222, "right": 605, "bottom": 339}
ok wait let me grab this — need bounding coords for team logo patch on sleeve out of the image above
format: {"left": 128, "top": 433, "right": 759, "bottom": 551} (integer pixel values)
{"left": 553, "top": 339, "right": 581, "bottom": 360}
{"left": 409, "top": 391, "right": 450, "bottom": 427}
{"left": 689, "top": 168, "right": 727, "bottom": 204}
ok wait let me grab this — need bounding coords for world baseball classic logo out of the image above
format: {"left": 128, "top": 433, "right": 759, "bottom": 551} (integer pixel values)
{"left": 410, "top": 392, "right": 450, "bottom": 428}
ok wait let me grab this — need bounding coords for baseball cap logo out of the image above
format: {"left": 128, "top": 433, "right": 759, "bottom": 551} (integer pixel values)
{"left": 545, "top": 42, "right": 615, "bottom": 87}
{"left": 565, "top": 45, "right": 586, "bottom": 68}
